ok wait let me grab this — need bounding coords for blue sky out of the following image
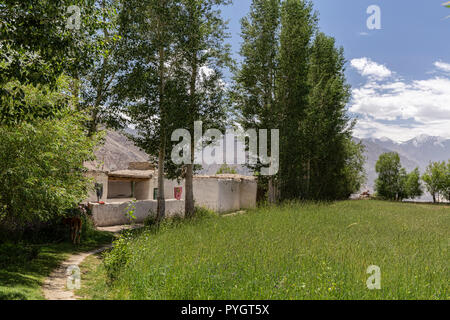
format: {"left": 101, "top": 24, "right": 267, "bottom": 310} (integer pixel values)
{"left": 220, "top": 0, "right": 450, "bottom": 141}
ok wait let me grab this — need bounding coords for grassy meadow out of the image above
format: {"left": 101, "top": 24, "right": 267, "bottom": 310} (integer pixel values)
{"left": 78, "top": 200, "right": 449, "bottom": 300}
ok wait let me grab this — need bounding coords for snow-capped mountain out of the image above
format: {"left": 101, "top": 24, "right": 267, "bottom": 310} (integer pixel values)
{"left": 359, "top": 134, "right": 450, "bottom": 199}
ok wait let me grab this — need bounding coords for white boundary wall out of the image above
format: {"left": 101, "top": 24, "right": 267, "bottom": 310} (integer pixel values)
{"left": 91, "top": 199, "right": 185, "bottom": 227}
{"left": 193, "top": 176, "right": 257, "bottom": 213}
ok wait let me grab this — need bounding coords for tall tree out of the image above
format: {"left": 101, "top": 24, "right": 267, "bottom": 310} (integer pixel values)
{"left": 79, "top": 0, "right": 123, "bottom": 135}
{"left": 277, "top": 0, "right": 316, "bottom": 200}
{"left": 444, "top": 160, "right": 450, "bottom": 201}
{"left": 404, "top": 167, "right": 423, "bottom": 200}
{"left": 375, "top": 152, "right": 403, "bottom": 201}
{"left": 0, "top": 0, "right": 102, "bottom": 124}
{"left": 234, "top": 0, "right": 281, "bottom": 203}
{"left": 115, "top": 0, "right": 181, "bottom": 221}
{"left": 422, "top": 161, "right": 447, "bottom": 203}
{"left": 235, "top": 0, "right": 363, "bottom": 202}
{"left": 306, "top": 32, "right": 364, "bottom": 200}
{"left": 175, "top": 0, "right": 231, "bottom": 218}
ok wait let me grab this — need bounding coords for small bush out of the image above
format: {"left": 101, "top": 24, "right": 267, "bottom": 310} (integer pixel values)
{"left": 193, "top": 206, "right": 218, "bottom": 220}
{"left": 102, "top": 233, "right": 132, "bottom": 282}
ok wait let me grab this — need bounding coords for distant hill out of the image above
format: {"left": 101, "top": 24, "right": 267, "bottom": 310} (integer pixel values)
{"left": 84, "top": 130, "right": 148, "bottom": 172}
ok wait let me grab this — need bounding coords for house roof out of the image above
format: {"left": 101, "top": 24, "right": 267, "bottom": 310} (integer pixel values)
{"left": 194, "top": 174, "right": 256, "bottom": 182}
{"left": 106, "top": 171, "right": 256, "bottom": 182}
{"left": 108, "top": 170, "right": 154, "bottom": 180}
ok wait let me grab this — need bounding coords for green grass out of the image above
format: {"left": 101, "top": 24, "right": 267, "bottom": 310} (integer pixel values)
{"left": 79, "top": 201, "right": 449, "bottom": 300}
{"left": 0, "top": 230, "right": 114, "bottom": 300}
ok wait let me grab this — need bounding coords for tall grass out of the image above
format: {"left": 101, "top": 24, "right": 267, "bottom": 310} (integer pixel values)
{"left": 90, "top": 201, "right": 449, "bottom": 300}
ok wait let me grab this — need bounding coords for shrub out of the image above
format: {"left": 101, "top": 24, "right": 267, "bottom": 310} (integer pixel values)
{"left": 103, "top": 233, "right": 132, "bottom": 282}
{"left": 0, "top": 109, "right": 99, "bottom": 232}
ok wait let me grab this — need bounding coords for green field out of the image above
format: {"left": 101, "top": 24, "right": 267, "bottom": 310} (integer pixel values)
{"left": 78, "top": 201, "right": 449, "bottom": 300}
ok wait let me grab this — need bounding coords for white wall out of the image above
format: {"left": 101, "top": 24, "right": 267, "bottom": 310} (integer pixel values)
{"left": 91, "top": 199, "right": 185, "bottom": 227}
{"left": 86, "top": 171, "right": 257, "bottom": 226}
{"left": 193, "top": 178, "right": 220, "bottom": 211}
{"left": 151, "top": 178, "right": 184, "bottom": 200}
{"left": 239, "top": 179, "right": 257, "bottom": 209}
{"left": 192, "top": 176, "right": 257, "bottom": 213}
{"left": 218, "top": 179, "right": 241, "bottom": 212}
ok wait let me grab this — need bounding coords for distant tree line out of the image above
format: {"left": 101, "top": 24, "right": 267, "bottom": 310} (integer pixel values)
{"left": 375, "top": 152, "right": 450, "bottom": 203}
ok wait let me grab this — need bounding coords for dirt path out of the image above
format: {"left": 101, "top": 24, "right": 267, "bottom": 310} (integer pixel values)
{"left": 42, "top": 224, "right": 142, "bottom": 300}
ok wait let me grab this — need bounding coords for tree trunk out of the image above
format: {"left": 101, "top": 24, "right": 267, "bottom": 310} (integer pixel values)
{"left": 157, "top": 142, "right": 166, "bottom": 222}
{"left": 185, "top": 57, "right": 198, "bottom": 218}
{"left": 156, "top": 30, "right": 166, "bottom": 222}
{"left": 184, "top": 128, "right": 195, "bottom": 218}
{"left": 306, "top": 158, "right": 311, "bottom": 199}
{"left": 185, "top": 163, "right": 194, "bottom": 218}
{"left": 432, "top": 193, "right": 436, "bottom": 203}
{"left": 268, "top": 177, "right": 277, "bottom": 204}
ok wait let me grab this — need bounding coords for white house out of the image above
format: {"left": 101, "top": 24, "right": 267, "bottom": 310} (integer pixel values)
{"left": 85, "top": 162, "right": 257, "bottom": 227}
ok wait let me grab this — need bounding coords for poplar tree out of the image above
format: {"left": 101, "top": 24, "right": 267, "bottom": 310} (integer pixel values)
{"left": 80, "top": 0, "right": 122, "bottom": 135}
{"left": 422, "top": 161, "right": 447, "bottom": 203}
{"left": 234, "top": 0, "right": 281, "bottom": 203}
{"left": 306, "top": 32, "right": 365, "bottom": 199}
{"left": 277, "top": 0, "right": 316, "bottom": 200}
{"left": 114, "top": 0, "right": 181, "bottom": 221}
{"left": 175, "top": 0, "right": 231, "bottom": 218}
{"left": 235, "top": 0, "right": 364, "bottom": 202}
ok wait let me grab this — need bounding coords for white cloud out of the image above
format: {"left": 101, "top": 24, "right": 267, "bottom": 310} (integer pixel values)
{"left": 350, "top": 59, "right": 450, "bottom": 141}
{"left": 434, "top": 61, "right": 450, "bottom": 73}
{"left": 350, "top": 57, "right": 392, "bottom": 80}
{"left": 353, "top": 115, "right": 450, "bottom": 142}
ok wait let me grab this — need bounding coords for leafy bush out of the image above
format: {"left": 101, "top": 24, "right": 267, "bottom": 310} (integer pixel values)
{"left": 193, "top": 206, "right": 218, "bottom": 220}
{"left": 0, "top": 108, "right": 99, "bottom": 233}
{"left": 216, "top": 164, "right": 238, "bottom": 175}
{"left": 103, "top": 232, "right": 132, "bottom": 282}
